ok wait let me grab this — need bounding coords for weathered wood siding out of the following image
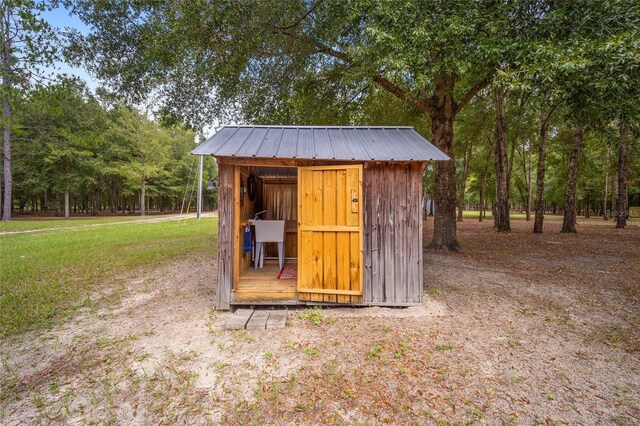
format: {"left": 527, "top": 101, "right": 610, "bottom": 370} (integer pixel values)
{"left": 363, "top": 162, "right": 424, "bottom": 304}
{"left": 215, "top": 163, "right": 234, "bottom": 310}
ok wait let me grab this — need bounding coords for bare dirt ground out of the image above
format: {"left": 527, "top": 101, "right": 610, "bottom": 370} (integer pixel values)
{"left": 1, "top": 218, "right": 638, "bottom": 425}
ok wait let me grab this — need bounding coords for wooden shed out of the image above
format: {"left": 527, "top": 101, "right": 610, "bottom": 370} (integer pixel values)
{"left": 193, "top": 125, "right": 449, "bottom": 310}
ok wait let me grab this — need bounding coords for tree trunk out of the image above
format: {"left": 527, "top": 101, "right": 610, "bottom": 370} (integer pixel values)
{"left": 140, "top": 177, "right": 146, "bottom": 216}
{"left": 561, "top": 127, "right": 583, "bottom": 233}
{"left": 603, "top": 147, "right": 609, "bottom": 220}
{"left": 493, "top": 88, "right": 510, "bottom": 232}
{"left": 526, "top": 138, "right": 532, "bottom": 221}
{"left": 534, "top": 111, "right": 552, "bottom": 233}
{"left": 479, "top": 134, "right": 494, "bottom": 223}
{"left": 1, "top": 14, "right": 11, "bottom": 221}
{"left": 64, "top": 181, "right": 70, "bottom": 219}
{"left": 616, "top": 123, "right": 628, "bottom": 229}
{"left": 611, "top": 174, "right": 616, "bottom": 217}
{"left": 2, "top": 95, "right": 11, "bottom": 221}
{"left": 584, "top": 195, "right": 590, "bottom": 218}
{"left": 457, "top": 139, "right": 472, "bottom": 222}
{"left": 429, "top": 74, "right": 461, "bottom": 251}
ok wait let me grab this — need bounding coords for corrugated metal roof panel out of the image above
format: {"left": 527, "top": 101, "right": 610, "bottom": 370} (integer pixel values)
{"left": 192, "top": 125, "right": 450, "bottom": 161}
{"left": 254, "top": 127, "right": 283, "bottom": 158}
{"left": 340, "top": 128, "right": 372, "bottom": 160}
{"left": 278, "top": 128, "right": 299, "bottom": 158}
{"left": 326, "top": 127, "right": 353, "bottom": 160}
{"left": 313, "top": 128, "right": 334, "bottom": 159}
{"left": 296, "top": 128, "right": 314, "bottom": 158}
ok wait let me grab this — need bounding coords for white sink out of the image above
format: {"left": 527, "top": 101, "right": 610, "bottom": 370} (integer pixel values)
{"left": 248, "top": 219, "right": 286, "bottom": 270}
{"left": 248, "top": 219, "right": 285, "bottom": 243}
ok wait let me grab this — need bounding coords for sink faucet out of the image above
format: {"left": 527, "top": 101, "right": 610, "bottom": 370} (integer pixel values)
{"left": 254, "top": 210, "right": 269, "bottom": 220}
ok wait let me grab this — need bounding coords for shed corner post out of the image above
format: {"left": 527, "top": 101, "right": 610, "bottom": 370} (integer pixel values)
{"left": 215, "top": 163, "right": 234, "bottom": 311}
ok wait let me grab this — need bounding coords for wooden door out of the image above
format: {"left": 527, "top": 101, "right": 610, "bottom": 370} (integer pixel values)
{"left": 297, "top": 165, "right": 363, "bottom": 303}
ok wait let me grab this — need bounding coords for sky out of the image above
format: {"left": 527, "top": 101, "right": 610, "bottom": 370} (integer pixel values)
{"left": 41, "top": 6, "right": 100, "bottom": 92}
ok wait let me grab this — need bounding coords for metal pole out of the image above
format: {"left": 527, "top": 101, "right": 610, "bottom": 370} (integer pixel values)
{"left": 197, "top": 155, "right": 203, "bottom": 219}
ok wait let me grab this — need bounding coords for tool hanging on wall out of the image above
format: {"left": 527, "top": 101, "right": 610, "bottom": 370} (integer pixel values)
{"left": 247, "top": 173, "right": 257, "bottom": 201}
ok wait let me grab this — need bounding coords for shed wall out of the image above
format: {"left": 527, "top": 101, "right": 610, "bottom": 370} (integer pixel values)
{"left": 215, "top": 163, "right": 234, "bottom": 310}
{"left": 363, "top": 162, "right": 424, "bottom": 304}
{"left": 214, "top": 159, "right": 425, "bottom": 309}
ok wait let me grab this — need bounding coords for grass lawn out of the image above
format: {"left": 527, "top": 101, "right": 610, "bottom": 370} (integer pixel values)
{"left": 0, "top": 215, "right": 159, "bottom": 232}
{"left": 0, "top": 217, "right": 217, "bottom": 337}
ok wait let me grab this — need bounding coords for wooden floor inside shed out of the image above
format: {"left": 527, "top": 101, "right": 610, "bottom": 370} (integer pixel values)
{"left": 233, "top": 259, "right": 297, "bottom": 304}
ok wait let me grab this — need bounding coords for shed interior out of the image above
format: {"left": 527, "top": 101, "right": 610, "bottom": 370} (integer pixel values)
{"left": 235, "top": 166, "right": 298, "bottom": 304}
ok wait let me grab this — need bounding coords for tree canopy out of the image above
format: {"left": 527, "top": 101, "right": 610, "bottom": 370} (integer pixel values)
{"left": 9, "top": 78, "right": 217, "bottom": 217}
{"left": 1, "top": 1, "right": 637, "bottom": 242}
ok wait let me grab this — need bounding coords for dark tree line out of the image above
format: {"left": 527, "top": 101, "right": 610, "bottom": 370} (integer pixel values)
{"left": 2, "top": 79, "right": 218, "bottom": 219}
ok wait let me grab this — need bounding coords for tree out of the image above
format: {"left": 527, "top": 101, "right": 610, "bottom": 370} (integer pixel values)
{"left": 109, "top": 106, "right": 171, "bottom": 216}
{"left": 616, "top": 123, "right": 628, "bottom": 228}
{"left": 20, "top": 79, "right": 106, "bottom": 218}
{"left": 493, "top": 88, "right": 510, "bottom": 232}
{"left": 0, "top": 0, "right": 56, "bottom": 220}
{"left": 65, "top": 0, "right": 555, "bottom": 251}
{"left": 524, "top": 1, "right": 640, "bottom": 232}
{"left": 532, "top": 104, "right": 556, "bottom": 233}
{"left": 561, "top": 127, "right": 583, "bottom": 233}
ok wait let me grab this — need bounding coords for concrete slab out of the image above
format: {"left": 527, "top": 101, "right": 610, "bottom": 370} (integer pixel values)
{"left": 226, "top": 309, "right": 254, "bottom": 330}
{"left": 266, "top": 311, "right": 288, "bottom": 329}
{"left": 246, "top": 310, "right": 270, "bottom": 330}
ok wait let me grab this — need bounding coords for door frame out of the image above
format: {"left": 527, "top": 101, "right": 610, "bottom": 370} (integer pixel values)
{"left": 296, "top": 164, "right": 364, "bottom": 300}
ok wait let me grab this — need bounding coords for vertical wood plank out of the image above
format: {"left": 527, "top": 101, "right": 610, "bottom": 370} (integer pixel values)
{"left": 358, "top": 165, "right": 364, "bottom": 303}
{"left": 373, "top": 166, "right": 384, "bottom": 303}
{"left": 362, "top": 166, "right": 371, "bottom": 303}
{"left": 311, "top": 171, "right": 324, "bottom": 301}
{"left": 297, "top": 169, "right": 303, "bottom": 301}
{"left": 405, "top": 165, "right": 415, "bottom": 303}
{"left": 323, "top": 232, "right": 337, "bottom": 302}
{"left": 395, "top": 165, "right": 407, "bottom": 303}
{"left": 415, "top": 163, "right": 425, "bottom": 303}
{"left": 299, "top": 230, "right": 313, "bottom": 301}
{"left": 233, "top": 166, "right": 240, "bottom": 293}
{"left": 383, "top": 166, "right": 395, "bottom": 302}
{"left": 299, "top": 170, "right": 312, "bottom": 226}
{"left": 215, "top": 164, "right": 233, "bottom": 310}
{"left": 349, "top": 232, "right": 360, "bottom": 293}
{"left": 323, "top": 171, "right": 337, "bottom": 302}
{"left": 337, "top": 232, "right": 350, "bottom": 303}
{"left": 346, "top": 168, "right": 359, "bottom": 226}
{"left": 337, "top": 170, "right": 349, "bottom": 303}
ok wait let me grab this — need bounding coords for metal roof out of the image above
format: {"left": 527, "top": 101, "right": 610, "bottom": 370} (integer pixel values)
{"left": 192, "top": 125, "right": 450, "bottom": 161}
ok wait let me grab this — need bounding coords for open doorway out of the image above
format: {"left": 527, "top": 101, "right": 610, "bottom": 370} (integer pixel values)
{"left": 235, "top": 166, "right": 298, "bottom": 304}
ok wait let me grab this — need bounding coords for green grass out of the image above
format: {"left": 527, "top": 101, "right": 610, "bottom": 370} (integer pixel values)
{"left": 0, "top": 215, "right": 161, "bottom": 232}
{"left": 0, "top": 217, "right": 217, "bottom": 337}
